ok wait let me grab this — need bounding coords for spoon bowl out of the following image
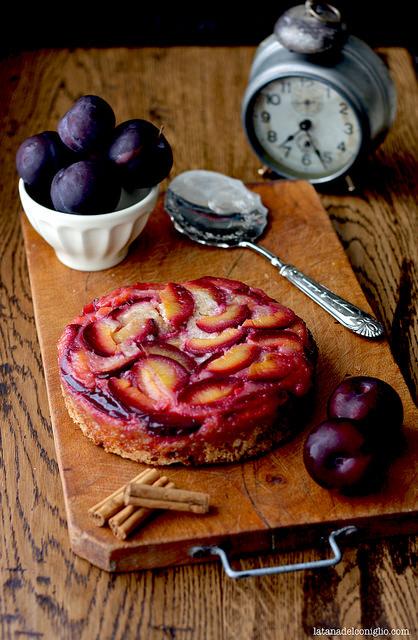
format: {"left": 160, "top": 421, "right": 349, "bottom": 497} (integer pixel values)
{"left": 164, "top": 170, "right": 267, "bottom": 247}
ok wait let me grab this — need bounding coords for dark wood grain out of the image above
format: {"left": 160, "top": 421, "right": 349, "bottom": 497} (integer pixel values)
{"left": 321, "top": 49, "right": 418, "bottom": 401}
{"left": 1, "top": 46, "right": 417, "bottom": 639}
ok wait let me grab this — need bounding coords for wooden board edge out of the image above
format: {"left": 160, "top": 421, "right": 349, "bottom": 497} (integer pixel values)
{"left": 68, "top": 511, "right": 418, "bottom": 572}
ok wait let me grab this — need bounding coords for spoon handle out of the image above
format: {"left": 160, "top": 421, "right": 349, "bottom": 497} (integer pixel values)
{"left": 240, "top": 241, "right": 384, "bottom": 339}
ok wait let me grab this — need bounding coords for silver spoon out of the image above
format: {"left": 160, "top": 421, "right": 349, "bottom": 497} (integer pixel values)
{"left": 164, "top": 170, "right": 384, "bottom": 339}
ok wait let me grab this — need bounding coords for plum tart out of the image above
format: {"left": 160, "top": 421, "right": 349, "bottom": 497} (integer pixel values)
{"left": 58, "top": 277, "right": 317, "bottom": 465}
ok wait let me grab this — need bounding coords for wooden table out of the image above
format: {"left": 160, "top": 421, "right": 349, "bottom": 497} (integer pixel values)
{"left": 1, "top": 46, "right": 416, "bottom": 639}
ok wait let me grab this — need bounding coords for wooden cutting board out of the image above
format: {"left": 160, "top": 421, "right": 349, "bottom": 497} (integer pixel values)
{"left": 21, "top": 180, "right": 418, "bottom": 572}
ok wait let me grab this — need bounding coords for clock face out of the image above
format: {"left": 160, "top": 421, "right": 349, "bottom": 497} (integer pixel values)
{"left": 250, "top": 76, "right": 362, "bottom": 181}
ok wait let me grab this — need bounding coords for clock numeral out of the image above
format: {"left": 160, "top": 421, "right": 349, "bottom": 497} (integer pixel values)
{"left": 266, "top": 93, "right": 281, "bottom": 105}
{"left": 261, "top": 111, "right": 271, "bottom": 122}
{"left": 322, "top": 152, "right": 332, "bottom": 164}
{"left": 283, "top": 144, "right": 292, "bottom": 157}
{"left": 339, "top": 102, "right": 349, "bottom": 115}
{"left": 267, "top": 130, "right": 277, "bottom": 142}
{"left": 344, "top": 122, "right": 354, "bottom": 135}
{"left": 337, "top": 141, "right": 346, "bottom": 152}
{"left": 280, "top": 80, "right": 291, "bottom": 93}
{"left": 302, "top": 153, "right": 312, "bottom": 166}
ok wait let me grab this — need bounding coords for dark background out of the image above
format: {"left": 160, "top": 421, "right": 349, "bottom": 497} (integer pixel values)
{"left": 1, "top": 2, "right": 415, "bottom": 55}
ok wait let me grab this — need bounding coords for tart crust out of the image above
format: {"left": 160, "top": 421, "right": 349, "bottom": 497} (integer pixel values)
{"left": 62, "top": 383, "right": 312, "bottom": 465}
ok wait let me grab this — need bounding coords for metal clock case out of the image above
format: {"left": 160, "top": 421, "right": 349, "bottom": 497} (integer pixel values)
{"left": 241, "top": 4, "right": 396, "bottom": 184}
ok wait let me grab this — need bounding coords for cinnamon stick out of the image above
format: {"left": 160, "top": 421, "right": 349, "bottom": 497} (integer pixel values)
{"left": 110, "top": 477, "right": 175, "bottom": 540}
{"left": 88, "top": 468, "right": 160, "bottom": 526}
{"left": 124, "top": 483, "right": 209, "bottom": 514}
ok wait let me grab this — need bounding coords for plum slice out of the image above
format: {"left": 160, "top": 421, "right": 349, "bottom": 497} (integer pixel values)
{"left": 283, "top": 319, "right": 309, "bottom": 344}
{"left": 61, "top": 348, "right": 95, "bottom": 389}
{"left": 109, "top": 377, "right": 159, "bottom": 413}
{"left": 223, "top": 390, "right": 285, "bottom": 430}
{"left": 185, "top": 278, "right": 226, "bottom": 306}
{"left": 180, "top": 379, "right": 239, "bottom": 406}
{"left": 96, "top": 284, "right": 163, "bottom": 310}
{"left": 205, "top": 343, "right": 259, "bottom": 375}
{"left": 204, "top": 277, "right": 250, "bottom": 296}
{"left": 243, "top": 306, "right": 295, "bottom": 329}
{"left": 114, "top": 301, "right": 159, "bottom": 344}
{"left": 196, "top": 304, "right": 249, "bottom": 333}
{"left": 87, "top": 347, "right": 141, "bottom": 375}
{"left": 185, "top": 327, "right": 244, "bottom": 354}
{"left": 160, "top": 283, "right": 195, "bottom": 328}
{"left": 143, "top": 342, "right": 195, "bottom": 372}
{"left": 134, "top": 355, "right": 189, "bottom": 405}
{"left": 79, "top": 316, "right": 143, "bottom": 374}
{"left": 109, "top": 377, "right": 200, "bottom": 434}
{"left": 248, "top": 330, "right": 303, "bottom": 353}
{"left": 82, "top": 317, "right": 119, "bottom": 356}
{"left": 247, "top": 353, "right": 293, "bottom": 381}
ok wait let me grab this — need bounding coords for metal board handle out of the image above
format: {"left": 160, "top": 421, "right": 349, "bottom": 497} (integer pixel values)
{"left": 189, "top": 525, "right": 357, "bottom": 579}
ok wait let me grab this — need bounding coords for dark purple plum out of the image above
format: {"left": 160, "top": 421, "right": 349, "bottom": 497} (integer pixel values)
{"left": 50, "top": 160, "right": 121, "bottom": 215}
{"left": 58, "top": 95, "right": 116, "bottom": 153}
{"left": 108, "top": 119, "right": 173, "bottom": 189}
{"left": 327, "top": 376, "right": 403, "bottom": 443}
{"left": 16, "top": 131, "right": 70, "bottom": 200}
{"left": 303, "top": 418, "right": 380, "bottom": 493}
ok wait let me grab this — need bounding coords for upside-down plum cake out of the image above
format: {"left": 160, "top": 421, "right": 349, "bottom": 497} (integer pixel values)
{"left": 58, "top": 277, "right": 316, "bottom": 465}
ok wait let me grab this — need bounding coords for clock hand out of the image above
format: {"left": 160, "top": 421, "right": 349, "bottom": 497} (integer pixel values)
{"left": 278, "top": 129, "right": 300, "bottom": 147}
{"left": 277, "top": 120, "right": 315, "bottom": 148}
{"left": 305, "top": 132, "right": 327, "bottom": 169}
{"left": 299, "top": 120, "right": 327, "bottom": 169}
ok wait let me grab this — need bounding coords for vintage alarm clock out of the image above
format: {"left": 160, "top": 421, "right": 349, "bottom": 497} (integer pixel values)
{"left": 241, "top": 1, "right": 396, "bottom": 185}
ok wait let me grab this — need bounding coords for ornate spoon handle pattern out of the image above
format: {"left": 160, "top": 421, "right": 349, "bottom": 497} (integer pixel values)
{"left": 240, "top": 240, "right": 384, "bottom": 339}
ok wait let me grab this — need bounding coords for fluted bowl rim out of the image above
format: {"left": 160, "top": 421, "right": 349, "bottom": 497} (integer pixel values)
{"left": 18, "top": 178, "right": 160, "bottom": 226}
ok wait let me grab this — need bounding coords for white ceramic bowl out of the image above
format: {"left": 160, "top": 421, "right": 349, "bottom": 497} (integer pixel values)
{"left": 19, "top": 179, "right": 159, "bottom": 271}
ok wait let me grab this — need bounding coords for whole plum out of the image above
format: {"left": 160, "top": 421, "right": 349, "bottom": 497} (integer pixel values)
{"left": 58, "top": 95, "right": 116, "bottom": 153}
{"left": 108, "top": 119, "right": 173, "bottom": 189}
{"left": 50, "top": 160, "right": 121, "bottom": 215}
{"left": 303, "top": 419, "right": 379, "bottom": 493}
{"left": 327, "top": 376, "right": 403, "bottom": 445}
{"left": 16, "top": 131, "right": 70, "bottom": 201}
